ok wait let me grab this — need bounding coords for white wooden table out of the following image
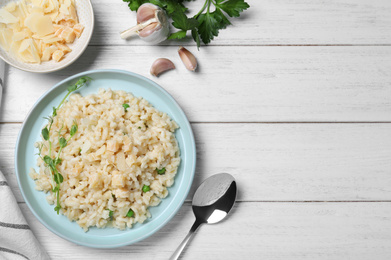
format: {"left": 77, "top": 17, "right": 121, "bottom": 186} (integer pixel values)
{"left": 1, "top": 0, "right": 391, "bottom": 259}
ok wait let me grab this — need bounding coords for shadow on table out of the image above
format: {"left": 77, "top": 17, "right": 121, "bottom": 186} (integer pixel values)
{"left": 0, "top": 63, "right": 9, "bottom": 122}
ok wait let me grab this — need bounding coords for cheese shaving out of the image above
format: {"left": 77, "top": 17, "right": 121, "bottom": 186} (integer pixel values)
{"left": 0, "top": 0, "right": 84, "bottom": 63}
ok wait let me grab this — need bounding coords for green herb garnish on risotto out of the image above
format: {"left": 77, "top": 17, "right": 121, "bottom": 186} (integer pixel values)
{"left": 30, "top": 81, "right": 180, "bottom": 232}
{"left": 156, "top": 168, "right": 166, "bottom": 175}
{"left": 122, "top": 103, "right": 130, "bottom": 111}
{"left": 126, "top": 209, "right": 134, "bottom": 218}
{"left": 36, "top": 77, "right": 91, "bottom": 215}
{"left": 142, "top": 185, "right": 150, "bottom": 192}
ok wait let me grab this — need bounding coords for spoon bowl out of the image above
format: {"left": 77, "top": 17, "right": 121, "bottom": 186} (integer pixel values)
{"left": 169, "top": 173, "right": 237, "bottom": 260}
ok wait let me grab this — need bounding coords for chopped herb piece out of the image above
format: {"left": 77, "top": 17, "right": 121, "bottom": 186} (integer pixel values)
{"left": 126, "top": 209, "right": 134, "bottom": 218}
{"left": 138, "top": 126, "right": 141, "bottom": 129}
{"left": 108, "top": 209, "right": 113, "bottom": 217}
{"left": 142, "top": 185, "right": 150, "bottom": 192}
{"left": 156, "top": 168, "right": 166, "bottom": 175}
{"left": 122, "top": 103, "right": 130, "bottom": 111}
{"left": 79, "top": 148, "right": 82, "bottom": 154}
{"left": 112, "top": 194, "right": 115, "bottom": 199}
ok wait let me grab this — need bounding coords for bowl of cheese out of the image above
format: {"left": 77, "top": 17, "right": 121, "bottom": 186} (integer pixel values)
{"left": 0, "top": 0, "right": 94, "bottom": 73}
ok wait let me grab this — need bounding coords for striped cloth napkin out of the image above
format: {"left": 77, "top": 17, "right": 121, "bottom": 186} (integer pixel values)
{"left": 0, "top": 170, "right": 50, "bottom": 260}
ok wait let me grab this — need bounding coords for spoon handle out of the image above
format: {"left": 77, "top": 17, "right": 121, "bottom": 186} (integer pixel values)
{"left": 169, "top": 219, "right": 203, "bottom": 260}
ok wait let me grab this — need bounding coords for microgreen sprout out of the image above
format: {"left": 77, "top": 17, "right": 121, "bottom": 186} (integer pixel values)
{"left": 70, "top": 121, "right": 78, "bottom": 137}
{"left": 52, "top": 107, "right": 57, "bottom": 117}
{"left": 41, "top": 127, "right": 49, "bottom": 141}
{"left": 37, "top": 76, "right": 91, "bottom": 214}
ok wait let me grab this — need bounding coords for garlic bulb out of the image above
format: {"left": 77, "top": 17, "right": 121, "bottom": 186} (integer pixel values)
{"left": 120, "top": 3, "right": 169, "bottom": 44}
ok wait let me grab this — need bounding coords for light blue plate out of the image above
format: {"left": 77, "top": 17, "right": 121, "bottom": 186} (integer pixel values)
{"left": 15, "top": 69, "right": 196, "bottom": 248}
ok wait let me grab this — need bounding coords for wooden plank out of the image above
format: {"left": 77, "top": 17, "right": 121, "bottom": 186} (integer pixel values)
{"left": 1, "top": 46, "right": 391, "bottom": 123}
{"left": 21, "top": 202, "right": 391, "bottom": 259}
{"left": 90, "top": 0, "right": 391, "bottom": 46}
{"left": 3, "top": 123, "right": 391, "bottom": 202}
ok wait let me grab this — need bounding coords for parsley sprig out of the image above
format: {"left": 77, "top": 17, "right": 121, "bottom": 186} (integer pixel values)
{"left": 38, "top": 77, "right": 91, "bottom": 214}
{"left": 122, "top": 0, "right": 250, "bottom": 48}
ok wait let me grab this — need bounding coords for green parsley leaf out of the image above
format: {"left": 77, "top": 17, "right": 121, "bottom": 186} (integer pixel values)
{"left": 150, "top": 0, "right": 188, "bottom": 15}
{"left": 171, "top": 11, "right": 198, "bottom": 31}
{"left": 122, "top": 0, "right": 147, "bottom": 11}
{"left": 52, "top": 107, "right": 57, "bottom": 117}
{"left": 197, "top": 9, "right": 230, "bottom": 45}
{"left": 168, "top": 30, "right": 187, "bottom": 40}
{"left": 197, "top": 12, "right": 218, "bottom": 45}
{"left": 122, "top": 0, "right": 249, "bottom": 46}
{"left": 216, "top": 0, "right": 250, "bottom": 18}
{"left": 191, "top": 29, "right": 201, "bottom": 49}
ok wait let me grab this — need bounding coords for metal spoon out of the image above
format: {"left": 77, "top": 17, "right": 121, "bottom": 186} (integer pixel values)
{"left": 169, "top": 173, "right": 237, "bottom": 260}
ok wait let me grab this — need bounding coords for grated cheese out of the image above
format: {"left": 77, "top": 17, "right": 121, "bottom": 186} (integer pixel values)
{"left": 0, "top": 0, "right": 84, "bottom": 64}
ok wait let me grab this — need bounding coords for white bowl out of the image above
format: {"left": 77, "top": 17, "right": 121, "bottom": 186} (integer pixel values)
{"left": 0, "top": 0, "right": 94, "bottom": 73}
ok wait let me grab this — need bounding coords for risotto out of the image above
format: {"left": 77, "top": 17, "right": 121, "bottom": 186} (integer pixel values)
{"left": 29, "top": 88, "right": 180, "bottom": 231}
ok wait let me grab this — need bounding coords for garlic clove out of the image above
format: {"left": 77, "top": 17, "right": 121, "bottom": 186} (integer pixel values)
{"left": 120, "top": 3, "right": 169, "bottom": 44}
{"left": 137, "top": 3, "right": 158, "bottom": 24}
{"left": 150, "top": 58, "right": 175, "bottom": 77}
{"left": 138, "top": 22, "right": 160, "bottom": 38}
{"left": 178, "top": 46, "right": 197, "bottom": 72}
